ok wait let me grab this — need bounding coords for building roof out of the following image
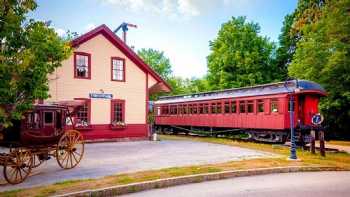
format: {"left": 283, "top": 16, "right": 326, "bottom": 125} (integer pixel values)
{"left": 155, "top": 80, "right": 326, "bottom": 104}
{"left": 71, "top": 24, "right": 171, "bottom": 92}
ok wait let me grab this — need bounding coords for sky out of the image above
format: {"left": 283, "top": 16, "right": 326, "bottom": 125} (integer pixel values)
{"left": 29, "top": 0, "right": 297, "bottom": 78}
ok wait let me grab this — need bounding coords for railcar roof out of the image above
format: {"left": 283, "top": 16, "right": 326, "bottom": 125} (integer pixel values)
{"left": 154, "top": 80, "right": 326, "bottom": 104}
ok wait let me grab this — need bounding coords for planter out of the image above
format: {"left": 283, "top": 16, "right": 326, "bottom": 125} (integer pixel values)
{"left": 110, "top": 124, "right": 127, "bottom": 130}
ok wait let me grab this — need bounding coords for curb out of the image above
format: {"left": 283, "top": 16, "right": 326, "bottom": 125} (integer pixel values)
{"left": 53, "top": 166, "right": 343, "bottom": 197}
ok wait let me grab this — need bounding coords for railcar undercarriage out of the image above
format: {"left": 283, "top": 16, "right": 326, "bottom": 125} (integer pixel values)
{"left": 155, "top": 125, "right": 310, "bottom": 144}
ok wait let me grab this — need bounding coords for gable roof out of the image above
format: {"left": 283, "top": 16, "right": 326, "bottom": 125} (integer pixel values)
{"left": 71, "top": 24, "right": 171, "bottom": 92}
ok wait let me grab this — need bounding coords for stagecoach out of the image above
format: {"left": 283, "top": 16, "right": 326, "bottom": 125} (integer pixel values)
{"left": 0, "top": 101, "right": 85, "bottom": 184}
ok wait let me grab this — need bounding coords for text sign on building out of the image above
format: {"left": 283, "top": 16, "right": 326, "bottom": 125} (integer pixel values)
{"left": 89, "top": 93, "right": 113, "bottom": 99}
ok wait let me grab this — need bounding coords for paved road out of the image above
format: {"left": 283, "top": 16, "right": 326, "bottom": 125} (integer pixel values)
{"left": 123, "top": 171, "right": 350, "bottom": 197}
{"left": 0, "top": 140, "right": 275, "bottom": 191}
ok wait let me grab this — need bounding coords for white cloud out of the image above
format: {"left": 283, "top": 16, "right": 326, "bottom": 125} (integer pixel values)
{"left": 85, "top": 23, "right": 97, "bottom": 31}
{"left": 54, "top": 28, "right": 66, "bottom": 37}
{"left": 99, "top": 0, "right": 218, "bottom": 18}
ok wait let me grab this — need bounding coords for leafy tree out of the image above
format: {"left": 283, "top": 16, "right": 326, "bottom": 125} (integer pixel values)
{"left": 0, "top": 0, "right": 72, "bottom": 128}
{"left": 207, "top": 16, "right": 279, "bottom": 90}
{"left": 288, "top": 0, "right": 350, "bottom": 138}
{"left": 137, "top": 48, "right": 172, "bottom": 80}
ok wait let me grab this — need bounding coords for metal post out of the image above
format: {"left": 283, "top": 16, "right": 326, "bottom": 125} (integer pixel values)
{"left": 289, "top": 95, "right": 297, "bottom": 160}
{"left": 319, "top": 130, "right": 326, "bottom": 157}
{"left": 310, "top": 130, "right": 316, "bottom": 154}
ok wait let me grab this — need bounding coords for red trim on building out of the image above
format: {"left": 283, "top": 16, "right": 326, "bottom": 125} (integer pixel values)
{"left": 73, "top": 52, "right": 91, "bottom": 79}
{"left": 110, "top": 57, "right": 126, "bottom": 82}
{"left": 71, "top": 24, "right": 171, "bottom": 91}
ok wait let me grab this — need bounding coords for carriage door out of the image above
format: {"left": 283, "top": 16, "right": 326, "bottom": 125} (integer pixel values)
{"left": 302, "top": 95, "right": 319, "bottom": 125}
{"left": 43, "top": 111, "right": 55, "bottom": 136}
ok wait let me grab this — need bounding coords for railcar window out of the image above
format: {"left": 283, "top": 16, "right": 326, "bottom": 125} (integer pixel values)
{"left": 231, "top": 101, "right": 237, "bottom": 113}
{"left": 224, "top": 101, "right": 230, "bottom": 113}
{"left": 204, "top": 104, "right": 209, "bottom": 114}
{"left": 257, "top": 100, "right": 264, "bottom": 112}
{"left": 183, "top": 105, "right": 187, "bottom": 114}
{"left": 239, "top": 101, "right": 246, "bottom": 113}
{"left": 193, "top": 104, "right": 198, "bottom": 114}
{"left": 199, "top": 104, "right": 204, "bottom": 114}
{"left": 217, "top": 102, "right": 222, "bottom": 113}
{"left": 271, "top": 99, "right": 279, "bottom": 113}
{"left": 247, "top": 101, "right": 254, "bottom": 113}
{"left": 188, "top": 104, "right": 193, "bottom": 114}
{"left": 211, "top": 103, "right": 217, "bottom": 114}
{"left": 174, "top": 105, "right": 178, "bottom": 114}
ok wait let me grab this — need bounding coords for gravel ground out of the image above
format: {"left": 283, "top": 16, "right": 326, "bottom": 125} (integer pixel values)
{"left": 0, "top": 140, "right": 276, "bottom": 191}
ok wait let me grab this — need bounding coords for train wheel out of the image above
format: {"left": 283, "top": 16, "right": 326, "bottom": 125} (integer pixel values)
{"left": 56, "top": 130, "right": 84, "bottom": 169}
{"left": 3, "top": 148, "right": 33, "bottom": 184}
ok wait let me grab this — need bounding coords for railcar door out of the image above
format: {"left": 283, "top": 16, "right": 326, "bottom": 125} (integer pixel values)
{"left": 298, "top": 95, "right": 319, "bottom": 125}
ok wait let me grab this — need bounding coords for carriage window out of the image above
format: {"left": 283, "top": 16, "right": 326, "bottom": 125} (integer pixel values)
{"left": 26, "top": 112, "right": 41, "bottom": 129}
{"left": 193, "top": 104, "right": 198, "bottom": 114}
{"left": 44, "top": 111, "right": 53, "bottom": 124}
{"left": 188, "top": 104, "right": 193, "bottom": 114}
{"left": 74, "top": 52, "right": 90, "bottom": 79}
{"left": 247, "top": 101, "right": 254, "bottom": 113}
{"left": 231, "top": 101, "right": 237, "bottom": 113}
{"left": 204, "top": 103, "right": 209, "bottom": 114}
{"left": 56, "top": 111, "right": 62, "bottom": 129}
{"left": 257, "top": 99, "right": 264, "bottom": 112}
{"left": 211, "top": 103, "right": 217, "bottom": 114}
{"left": 271, "top": 99, "right": 279, "bottom": 113}
{"left": 224, "top": 101, "right": 230, "bottom": 113}
{"left": 161, "top": 105, "right": 169, "bottom": 115}
{"left": 239, "top": 101, "right": 246, "bottom": 113}
{"left": 217, "top": 102, "right": 222, "bottom": 113}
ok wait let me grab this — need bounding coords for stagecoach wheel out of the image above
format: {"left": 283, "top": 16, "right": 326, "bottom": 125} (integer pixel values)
{"left": 3, "top": 148, "right": 33, "bottom": 184}
{"left": 56, "top": 130, "right": 84, "bottom": 169}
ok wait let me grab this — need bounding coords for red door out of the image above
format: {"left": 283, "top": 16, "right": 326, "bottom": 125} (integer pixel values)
{"left": 43, "top": 111, "right": 55, "bottom": 136}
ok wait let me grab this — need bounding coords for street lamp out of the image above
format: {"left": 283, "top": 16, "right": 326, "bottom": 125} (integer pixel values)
{"left": 284, "top": 78, "right": 299, "bottom": 160}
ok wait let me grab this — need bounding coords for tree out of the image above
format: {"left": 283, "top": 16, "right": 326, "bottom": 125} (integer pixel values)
{"left": 207, "top": 16, "right": 279, "bottom": 90}
{"left": 0, "top": 0, "right": 72, "bottom": 128}
{"left": 137, "top": 48, "right": 172, "bottom": 80}
{"left": 288, "top": 0, "right": 350, "bottom": 138}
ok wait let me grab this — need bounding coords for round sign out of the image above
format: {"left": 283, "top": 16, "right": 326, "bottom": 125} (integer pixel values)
{"left": 312, "top": 113, "right": 324, "bottom": 125}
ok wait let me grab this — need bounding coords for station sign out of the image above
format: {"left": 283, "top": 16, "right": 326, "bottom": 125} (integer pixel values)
{"left": 89, "top": 93, "right": 113, "bottom": 99}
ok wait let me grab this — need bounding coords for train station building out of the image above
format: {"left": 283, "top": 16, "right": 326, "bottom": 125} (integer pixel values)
{"left": 46, "top": 24, "right": 171, "bottom": 140}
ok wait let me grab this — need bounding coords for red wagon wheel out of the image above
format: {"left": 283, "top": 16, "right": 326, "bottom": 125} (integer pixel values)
{"left": 3, "top": 148, "right": 33, "bottom": 184}
{"left": 56, "top": 130, "right": 84, "bottom": 169}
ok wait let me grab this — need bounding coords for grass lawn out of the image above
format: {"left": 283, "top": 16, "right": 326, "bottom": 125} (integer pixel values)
{"left": 1, "top": 134, "right": 350, "bottom": 197}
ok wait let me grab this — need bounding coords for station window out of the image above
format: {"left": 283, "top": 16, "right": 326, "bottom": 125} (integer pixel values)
{"left": 271, "top": 99, "right": 279, "bottom": 113}
{"left": 217, "top": 102, "right": 222, "bottom": 113}
{"left": 247, "top": 101, "right": 254, "bottom": 113}
{"left": 75, "top": 99, "right": 90, "bottom": 127}
{"left": 111, "top": 57, "right": 125, "bottom": 81}
{"left": 74, "top": 52, "right": 91, "bottom": 79}
{"left": 239, "top": 101, "right": 246, "bottom": 113}
{"left": 257, "top": 99, "right": 264, "bottom": 113}
{"left": 204, "top": 103, "right": 209, "bottom": 114}
{"left": 211, "top": 103, "right": 217, "bottom": 114}
{"left": 111, "top": 99, "right": 125, "bottom": 123}
{"left": 231, "top": 101, "right": 237, "bottom": 113}
{"left": 224, "top": 101, "right": 230, "bottom": 113}
{"left": 193, "top": 104, "right": 198, "bottom": 114}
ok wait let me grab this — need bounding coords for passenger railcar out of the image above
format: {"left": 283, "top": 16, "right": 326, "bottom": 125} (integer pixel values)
{"left": 154, "top": 80, "right": 326, "bottom": 143}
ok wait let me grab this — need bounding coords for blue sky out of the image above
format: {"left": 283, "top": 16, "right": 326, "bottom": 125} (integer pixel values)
{"left": 29, "top": 0, "right": 297, "bottom": 78}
